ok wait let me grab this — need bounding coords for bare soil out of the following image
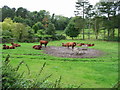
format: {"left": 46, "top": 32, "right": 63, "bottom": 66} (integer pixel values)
{"left": 41, "top": 46, "right": 103, "bottom": 58}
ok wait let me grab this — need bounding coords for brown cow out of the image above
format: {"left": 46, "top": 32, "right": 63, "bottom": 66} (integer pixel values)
{"left": 11, "top": 42, "right": 21, "bottom": 47}
{"left": 77, "top": 43, "right": 85, "bottom": 46}
{"left": 9, "top": 46, "right": 15, "bottom": 49}
{"left": 77, "top": 43, "right": 95, "bottom": 47}
{"left": 62, "top": 42, "right": 76, "bottom": 49}
{"left": 3, "top": 44, "right": 15, "bottom": 49}
{"left": 3, "top": 45, "right": 9, "bottom": 49}
{"left": 33, "top": 45, "right": 42, "bottom": 50}
{"left": 40, "top": 40, "right": 48, "bottom": 47}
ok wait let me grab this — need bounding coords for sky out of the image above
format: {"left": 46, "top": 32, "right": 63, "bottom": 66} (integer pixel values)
{"left": 0, "top": 0, "right": 99, "bottom": 17}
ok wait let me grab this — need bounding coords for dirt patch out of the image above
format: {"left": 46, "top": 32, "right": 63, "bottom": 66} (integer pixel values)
{"left": 41, "top": 46, "right": 104, "bottom": 58}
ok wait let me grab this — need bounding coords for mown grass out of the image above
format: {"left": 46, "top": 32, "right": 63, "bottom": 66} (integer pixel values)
{"left": 2, "top": 40, "right": 118, "bottom": 88}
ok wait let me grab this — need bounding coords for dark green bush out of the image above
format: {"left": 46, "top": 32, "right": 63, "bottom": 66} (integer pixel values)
{"left": 50, "top": 34, "right": 66, "bottom": 40}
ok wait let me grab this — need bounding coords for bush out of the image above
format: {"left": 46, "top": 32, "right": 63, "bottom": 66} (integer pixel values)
{"left": 50, "top": 34, "right": 66, "bottom": 40}
{"left": 103, "top": 36, "right": 119, "bottom": 42}
{"left": 2, "top": 36, "right": 14, "bottom": 43}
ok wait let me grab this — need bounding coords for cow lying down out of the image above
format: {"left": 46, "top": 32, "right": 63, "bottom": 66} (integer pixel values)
{"left": 33, "top": 45, "right": 42, "bottom": 50}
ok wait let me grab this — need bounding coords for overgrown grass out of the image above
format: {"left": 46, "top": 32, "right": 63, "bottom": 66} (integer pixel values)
{"left": 2, "top": 55, "right": 69, "bottom": 88}
{"left": 2, "top": 40, "right": 118, "bottom": 88}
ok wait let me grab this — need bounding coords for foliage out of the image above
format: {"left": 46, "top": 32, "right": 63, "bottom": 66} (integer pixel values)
{"left": 13, "top": 16, "right": 24, "bottom": 23}
{"left": 11, "top": 23, "right": 29, "bottom": 42}
{"left": 97, "top": 2, "right": 117, "bottom": 18}
{"left": 1, "top": 4, "right": 120, "bottom": 41}
{"left": 32, "top": 22, "right": 44, "bottom": 33}
{"left": 53, "top": 34, "right": 66, "bottom": 40}
{"left": 45, "top": 23, "right": 56, "bottom": 36}
{"left": 2, "top": 18, "right": 14, "bottom": 42}
{"left": 95, "top": 1, "right": 120, "bottom": 41}
{"left": 35, "top": 29, "right": 52, "bottom": 40}
{"left": 65, "top": 16, "right": 83, "bottom": 39}
{"left": 2, "top": 18, "right": 14, "bottom": 31}
{"left": 2, "top": 5, "right": 16, "bottom": 21}
{"left": 92, "top": 16, "right": 103, "bottom": 39}
{"left": 16, "top": 7, "right": 29, "bottom": 19}
{"left": 65, "top": 22, "right": 80, "bottom": 39}
{"left": 42, "top": 16, "right": 50, "bottom": 28}
{"left": 2, "top": 18, "right": 34, "bottom": 42}
{"left": 1, "top": 55, "right": 57, "bottom": 88}
{"left": 53, "top": 15, "right": 70, "bottom": 30}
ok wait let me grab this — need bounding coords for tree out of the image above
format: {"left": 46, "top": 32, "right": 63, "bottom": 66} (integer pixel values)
{"left": 2, "top": 18, "right": 17, "bottom": 42}
{"left": 92, "top": 16, "right": 103, "bottom": 39}
{"left": 96, "top": 1, "right": 119, "bottom": 40}
{"left": 11, "top": 23, "right": 29, "bottom": 41}
{"left": 51, "top": 13, "right": 55, "bottom": 23}
{"left": 16, "top": 7, "right": 29, "bottom": 19}
{"left": 2, "top": 18, "right": 14, "bottom": 39}
{"left": 84, "top": 5, "right": 95, "bottom": 39}
{"left": 29, "top": 10, "right": 50, "bottom": 25}
{"left": 75, "top": 0, "right": 90, "bottom": 39}
{"left": 13, "top": 16, "right": 24, "bottom": 23}
{"left": 32, "top": 22, "right": 44, "bottom": 33}
{"left": 116, "top": 14, "right": 120, "bottom": 41}
{"left": 65, "top": 16, "right": 83, "bottom": 39}
{"left": 45, "top": 23, "right": 56, "bottom": 36}
{"left": 65, "top": 22, "right": 79, "bottom": 39}
{"left": 42, "top": 16, "right": 50, "bottom": 28}
{"left": 2, "top": 5, "right": 16, "bottom": 21}
{"left": 53, "top": 15, "right": 70, "bottom": 30}
{"left": 26, "top": 26, "right": 35, "bottom": 42}
{"left": 24, "top": 19, "right": 33, "bottom": 27}
{"left": 2, "top": 18, "right": 14, "bottom": 30}
{"left": 39, "top": 10, "right": 50, "bottom": 21}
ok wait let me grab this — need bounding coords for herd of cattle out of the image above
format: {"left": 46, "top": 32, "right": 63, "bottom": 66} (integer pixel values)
{"left": 2, "top": 40, "right": 95, "bottom": 50}
{"left": 3, "top": 42, "right": 21, "bottom": 49}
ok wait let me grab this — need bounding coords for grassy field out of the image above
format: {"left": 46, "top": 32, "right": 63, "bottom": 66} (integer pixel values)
{"left": 56, "top": 29, "right": 119, "bottom": 40}
{"left": 2, "top": 40, "right": 118, "bottom": 88}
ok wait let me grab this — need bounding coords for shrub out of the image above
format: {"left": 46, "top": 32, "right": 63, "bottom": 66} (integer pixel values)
{"left": 51, "top": 34, "right": 66, "bottom": 40}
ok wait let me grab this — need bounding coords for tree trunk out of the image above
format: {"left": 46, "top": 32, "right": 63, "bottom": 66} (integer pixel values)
{"left": 107, "top": 29, "right": 110, "bottom": 41}
{"left": 83, "top": 29, "right": 85, "bottom": 40}
{"left": 107, "top": 14, "right": 110, "bottom": 41}
{"left": 95, "top": 33, "right": 98, "bottom": 39}
{"left": 83, "top": 3, "right": 85, "bottom": 40}
{"left": 103, "top": 29, "right": 106, "bottom": 40}
{"left": 118, "top": 28, "right": 120, "bottom": 42}
{"left": 112, "top": 29, "right": 115, "bottom": 40}
{"left": 19, "top": 32, "right": 22, "bottom": 42}
{"left": 94, "top": 19, "right": 97, "bottom": 40}
{"left": 88, "top": 23, "right": 90, "bottom": 39}
{"left": 88, "top": 32, "right": 90, "bottom": 39}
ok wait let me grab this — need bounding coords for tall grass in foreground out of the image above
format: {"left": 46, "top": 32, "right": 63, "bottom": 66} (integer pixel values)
{"left": 2, "top": 55, "right": 83, "bottom": 89}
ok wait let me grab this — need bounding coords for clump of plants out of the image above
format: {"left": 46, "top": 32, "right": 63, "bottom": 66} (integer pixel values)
{"left": 2, "top": 55, "right": 60, "bottom": 89}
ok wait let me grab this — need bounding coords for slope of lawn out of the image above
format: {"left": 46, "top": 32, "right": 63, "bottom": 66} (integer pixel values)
{"left": 2, "top": 40, "right": 118, "bottom": 88}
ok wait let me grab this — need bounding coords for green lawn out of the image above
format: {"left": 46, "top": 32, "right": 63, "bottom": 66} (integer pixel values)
{"left": 2, "top": 40, "right": 118, "bottom": 88}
